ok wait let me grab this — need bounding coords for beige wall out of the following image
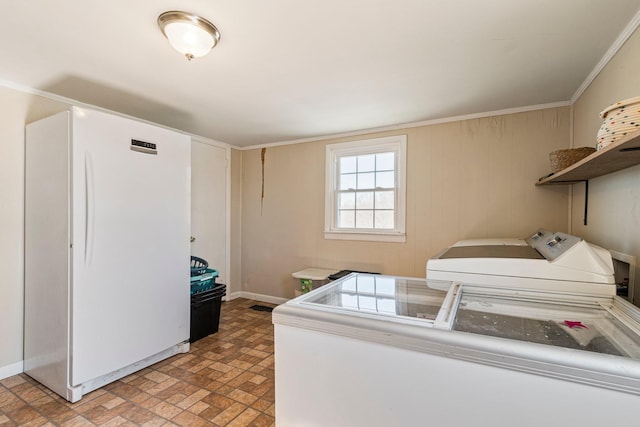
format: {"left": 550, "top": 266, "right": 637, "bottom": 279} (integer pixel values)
{"left": 240, "top": 108, "right": 571, "bottom": 298}
{"left": 0, "top": 86, "right": 69, "bottom": 371}
{"left": 571, "top": 28, "right": 640, "bottom": 303}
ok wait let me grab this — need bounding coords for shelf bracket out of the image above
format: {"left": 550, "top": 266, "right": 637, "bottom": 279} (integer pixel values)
{"left": 583, "top": 180, "right": 589, "bottom": 226}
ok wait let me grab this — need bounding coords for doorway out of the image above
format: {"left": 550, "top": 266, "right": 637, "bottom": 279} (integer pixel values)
{"left": 191, "top": 139, "right": 229, "bottom": 293}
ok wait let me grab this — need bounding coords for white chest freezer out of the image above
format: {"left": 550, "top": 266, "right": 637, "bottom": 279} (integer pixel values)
{"left": 273, "top": 273, "right": 640, "bottom": 427}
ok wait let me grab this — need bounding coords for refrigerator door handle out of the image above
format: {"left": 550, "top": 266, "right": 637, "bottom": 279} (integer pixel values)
{"left": 84, "top": 153, "right": 94, "bottom": 266}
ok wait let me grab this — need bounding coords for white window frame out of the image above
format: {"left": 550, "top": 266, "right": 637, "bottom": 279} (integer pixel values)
{"left": 324, "top": 135, "right": 407, "bottom": 242}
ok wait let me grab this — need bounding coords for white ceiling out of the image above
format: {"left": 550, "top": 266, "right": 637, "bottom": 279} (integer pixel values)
{"left": 1, "top": 1, "right": 639, "bottom": 147}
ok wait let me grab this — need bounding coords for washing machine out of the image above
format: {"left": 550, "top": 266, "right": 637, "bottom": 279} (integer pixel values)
{"left": 426, "top": 229, "right": 615, "bottom": 298}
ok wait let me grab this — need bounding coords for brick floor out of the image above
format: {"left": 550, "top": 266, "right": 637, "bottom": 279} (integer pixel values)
{"left": 0, "top": 298, "right": 276, "bottom": 426}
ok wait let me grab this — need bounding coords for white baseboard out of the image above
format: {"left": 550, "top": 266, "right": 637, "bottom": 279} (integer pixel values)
{"left": 226, "top": 291, "right": 288, "bottom": 306}
{"left": 0, "top": 360, "right": 24, "bottom": 380}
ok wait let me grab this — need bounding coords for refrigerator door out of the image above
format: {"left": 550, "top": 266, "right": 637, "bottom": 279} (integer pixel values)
{"left": 70, "top": 107, "right": 190, "bottom": 386}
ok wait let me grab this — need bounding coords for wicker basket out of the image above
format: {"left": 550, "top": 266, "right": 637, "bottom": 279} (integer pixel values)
{"left": 597, "top": 96, "right": 640, "bottom": 150}
{"left": 549, "top": 147, "right": 596, "bottom": 173}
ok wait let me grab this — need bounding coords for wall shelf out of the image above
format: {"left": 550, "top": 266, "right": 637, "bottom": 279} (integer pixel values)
{"left": 536, "top": 130, "right": 640, "bottom": 185}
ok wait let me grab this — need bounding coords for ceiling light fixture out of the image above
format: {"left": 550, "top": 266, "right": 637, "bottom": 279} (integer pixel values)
{"left": 158, "top": 11, "right": 221, "bottom": 61}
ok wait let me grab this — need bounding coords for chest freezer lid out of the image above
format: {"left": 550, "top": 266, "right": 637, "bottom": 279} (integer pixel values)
{"left": 292, "top": 274, "right": 460, "bottom": 328}
{"left": 455, "top": 292, "right": 640, "bottom": 360}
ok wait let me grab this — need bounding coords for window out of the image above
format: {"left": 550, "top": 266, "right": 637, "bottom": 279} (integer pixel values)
{"left": 325, "top": 135, "right": 406, "bottom": 242}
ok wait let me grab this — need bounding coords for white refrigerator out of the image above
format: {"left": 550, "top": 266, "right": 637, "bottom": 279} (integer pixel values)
{"left": 24, "top": 107, "right": 191, "bottom": 402}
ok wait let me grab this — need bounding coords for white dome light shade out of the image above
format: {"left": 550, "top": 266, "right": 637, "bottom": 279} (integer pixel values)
{"left": 164, "top": 22, "right": 214, "bottom": 58}
{"left": 158, "top": 11, "right": 220, "bottom": 61}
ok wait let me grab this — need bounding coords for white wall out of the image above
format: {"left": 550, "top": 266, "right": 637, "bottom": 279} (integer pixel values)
{"left": 571, "top": 27, "right": 640, "bottom": 303}
{"left": 0, "top": 86, "right": 69, "bottom": 376}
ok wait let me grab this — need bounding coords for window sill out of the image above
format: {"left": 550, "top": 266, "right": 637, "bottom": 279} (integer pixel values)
{"left": 324, "top": 231, "right": 406, "bottom": 243}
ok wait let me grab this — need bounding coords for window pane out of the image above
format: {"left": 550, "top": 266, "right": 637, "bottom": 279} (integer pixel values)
{"left": 375, "top": 191, "right": 394, "bottom": 209}
{"left": 356, "top": 191, "right": 373, "bottom": 209}
{"left": 356, "top": 210, "right": 373, "bottom": 228}
{"left": 358, "top": 154, "right": 375, "bottom": 172}
{"left": 340, "top": 156, "right": 357, "bottom": 174}
{"left": 376, "top": 152, "right": 395, "bottom": 171}
{"left": 357, "top": 172, "right": 375, "bottom": 189}
{"left": 339, "top": 192, "right": 355, "bottom": 209}
{"left": 340, "top": 173, "right": 356, "bottom": 190}
{"left": 376, "top": 171, "right": 394, "bottom": 188}
{"left": 326, "top": 136, "right": 406, "bottom": 239}
{"left": 338, "top": 210, "right": 355, "bottom": 228}
{"left": 374, "top": 210, "right": 394, "bottom": 229}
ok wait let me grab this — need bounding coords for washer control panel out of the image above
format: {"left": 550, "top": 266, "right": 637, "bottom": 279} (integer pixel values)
{"left": 526, "top": 229, "right": 582, "bottom": 261}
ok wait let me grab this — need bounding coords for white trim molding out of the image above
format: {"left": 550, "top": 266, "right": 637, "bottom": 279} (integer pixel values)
{"left": 239, "top": 101, "right": 571, "bottom": 150}
{"left": 571, "top": 9, "right": 640, "bottom": 103}
{"left": 0, "top": 360, "right": 24, "bottom": 381}
{"left": 226, "top": 291, "right": 288, "bottom": 306}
